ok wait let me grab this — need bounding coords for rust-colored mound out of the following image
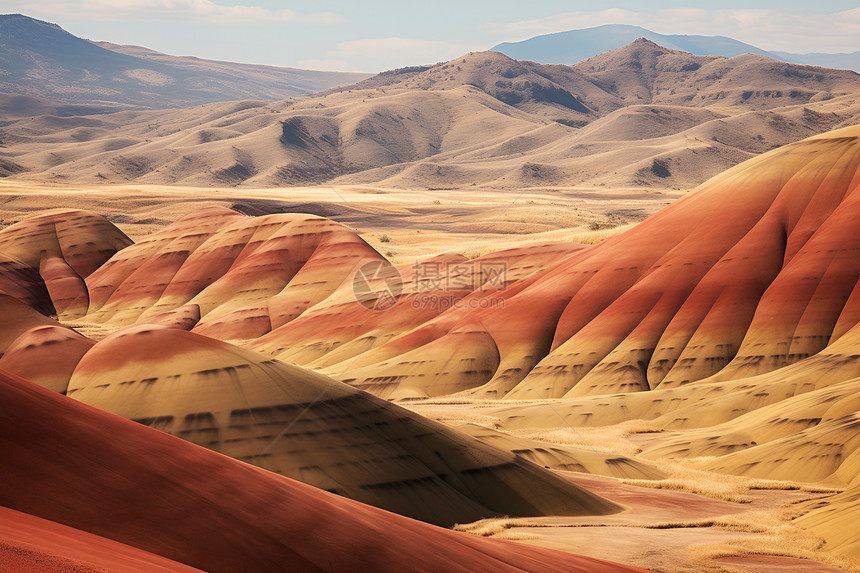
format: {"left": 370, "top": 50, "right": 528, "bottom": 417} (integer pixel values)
{"left": 0, "top": 209, "right": 132, "bottom": 319}
{"left": 0, "top": 295, "right": 68, "bottom": 355}
{"left": 66, "top": 325, "right": 620, "bottom": 526}
{"left": 0, "top": 251, "right": 52, "bottom": 315}
{"left": 508, "top": 125, "right": 860, "bottom": 398}
{"left": 0, "top": 209, "right": 131, "bottom": 278}
{"left": 251, "top": 242, "right": 586, "bottom": 399}
{"left": 258, "top": 125, "right": 860, "bottom": 402}
{"left": 0, "top": 506, "right": 203, "bottom": 573}
{"left": 493, "top": 320, "right": 860, "bottom": 435}
{"left": 0, "top": 370, "right": 646, "bottom": 573}
{"left": 0, "top": 325, "right": 94, "bottom": 393}
{"left": 84, "top": 206, "right": 383, "bottom": 339}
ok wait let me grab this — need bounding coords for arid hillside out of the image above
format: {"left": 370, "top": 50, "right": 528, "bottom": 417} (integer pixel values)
{"left": 2, "top": 39, "right": 860, "bottom": 190}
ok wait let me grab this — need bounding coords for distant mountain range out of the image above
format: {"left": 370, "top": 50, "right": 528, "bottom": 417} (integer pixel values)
{"left": 770, "top": 50, "right": 860, "bottom": 73}
{"left": 4, "top": 14, "right": 858, "bottom": 114}
{"left": 492, "top": 24, "right": 860, "bottom": 73}
{"left": 0, "top": 14, "right": 369, "bottom": 110}
{"left": 3, "top": 39, "right": 859, "bottom": 190}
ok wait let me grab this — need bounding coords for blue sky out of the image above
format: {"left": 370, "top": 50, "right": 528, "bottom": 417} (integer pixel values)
{"left": 4, "top": 1, "right": 860, "bottom": 72}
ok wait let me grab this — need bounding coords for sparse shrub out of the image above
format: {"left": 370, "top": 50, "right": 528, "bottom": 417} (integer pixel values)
{"left": 650, "top": 159, "right": 671, "bottom": 178}
{"left": 379, "top": 234, "right": 391, "bottom": 243}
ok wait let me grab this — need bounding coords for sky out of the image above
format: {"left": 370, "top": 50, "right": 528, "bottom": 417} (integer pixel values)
{"left": 3, "top": 1, "right": 860, "bottom": 72}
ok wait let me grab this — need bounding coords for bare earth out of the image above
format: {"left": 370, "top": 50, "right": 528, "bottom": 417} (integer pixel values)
{"left": 0, "top": 180, "right": 678, "bottom": 259}
{"left": 410, "top": 402, "right": 857, "bottom": 573}
{"left": 1, "top": 180, "right": 857, "bottom": 573}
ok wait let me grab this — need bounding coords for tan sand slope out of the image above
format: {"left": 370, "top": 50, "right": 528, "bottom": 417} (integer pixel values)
{"left": 65, "top": 324, "right": 620, "bottom": 526}
{"left": 2, "top": 40, "right": 860, "bottom": 189}
{"left": 0, "top": 369, "right": 647, "bottom": 573}
{"left": 455, "top": 423, "right": 666, "bottom": 480}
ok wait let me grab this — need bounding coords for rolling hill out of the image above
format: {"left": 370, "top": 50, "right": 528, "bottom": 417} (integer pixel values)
{"left": 0, "top": 369, "right": 645, "bottom": 573}
{"left": 492, "top": 24, "right": 780, "bottom": 65}
{"left": 1, "top": 39, "right": 859, "bottom": 189}
{"left": 492, "top": 24, "right": 860, "bottom": 73}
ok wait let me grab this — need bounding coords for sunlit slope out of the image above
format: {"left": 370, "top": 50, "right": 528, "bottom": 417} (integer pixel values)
{"left": 3, "top": 41, "right": 860, "bottom": 189}
{"left": 66, "top": 325, "right": 621, "bottom": 526}
{"left": 0, "top": 370, "right": 645, "bottom": 573}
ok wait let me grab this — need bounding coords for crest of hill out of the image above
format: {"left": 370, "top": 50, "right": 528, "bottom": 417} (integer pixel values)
{"left": 328, "top": 50, "right": 598, "bottom": 119}
{"left": 0, "top": 370, "right": 647, "bottom": 573}
{"left": 2, "top": 39, "right": 860, "bottom": 189}
{"left": 490, "top": 23, "right": 860, "bottom": 74}
{"left": 0, "top": 14, "right": 368, "bottom": 109}
{"left": 573, "top": 38, "right": 860, "bottom": 109}
{"left": 335, "top": 41, "right": 860, "bottom": 115}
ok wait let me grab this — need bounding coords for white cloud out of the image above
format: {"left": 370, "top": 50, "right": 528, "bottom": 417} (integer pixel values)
{"left": 326, "top": 37, "right": 471, "bottom": 71}
{"left": 334, "top": 38, "right": 458, "bottom": 62}
{"left": 296, "top": 59, "right": 362, "bottom": 73}
{"left": 10, "top": 0, "right": 344, "bottom": 25}
{"left": 485, "top": 8, "right": 860, "bottom": 54}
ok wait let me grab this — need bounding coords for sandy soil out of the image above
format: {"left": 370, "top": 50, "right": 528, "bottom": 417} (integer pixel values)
{"left": 409, "top": 401, "right": 859, "bottom": 573}
{"left": 0, "top": 180, "right": 678, "bottom": 260}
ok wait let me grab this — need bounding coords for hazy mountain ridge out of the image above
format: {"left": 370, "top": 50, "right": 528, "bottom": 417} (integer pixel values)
{"left": 0, "top": 14, "right": 369, "bottom": 109}
{"left": 492, "top": 24, "right": 860, "bottom": 73}
{"left": 1, "top": 40, "right": 860, "bottom": 189}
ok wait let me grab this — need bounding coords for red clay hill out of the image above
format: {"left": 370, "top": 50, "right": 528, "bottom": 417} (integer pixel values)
{"left": 0, "top": 369, "right": 647, "bottom": 573}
